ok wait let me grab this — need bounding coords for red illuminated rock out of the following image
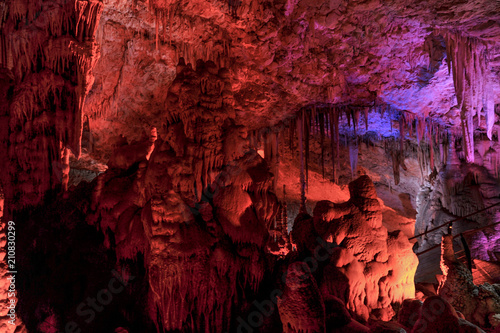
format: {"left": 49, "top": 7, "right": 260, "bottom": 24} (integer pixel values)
{"left": 308, "top": 176, "right": 418, "bottom": 321}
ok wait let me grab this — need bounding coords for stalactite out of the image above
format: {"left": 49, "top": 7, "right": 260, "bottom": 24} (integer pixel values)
{"left": 349, "top": 136, "right": 358, "bottom": 179}
{"left": 289, "top": 119, "right": 295, "bottom": 159}
{"left": 445, "top": 30, "right": 492, "bottom": 157}
{"left": 363, "top": 107, "right": 369, "bottom": 130}
{"left": 334, "top": 108, "right": 340, "bottom": 180}
{"left": 485, "top": 82, "right": 495, "bottom": 139}
{"left": 427, "top": 121, "right": 435, "bottom": 171}
{"left": 353, "top": 108, "right": 360, "bottom": 135}
{"left": 155, "top": 10, "right": 159, "bottom": 50}
{"left": 462, "top": 114, "right": 475, "bottom": 163}
{"left": 264, "top": 131, "right": 280, "bottom": 194}
{"left": 392, "top": 151, "right": 400, "bottom": 185}
{"left": 329, "top": 107, "right": 336, "bottom": 182}
{"left": 416, "top": 116, "right": 425, "bottom": 144}
{"left": 399, "top": 115, "right": 405, "bottom": 158}
{"left": 325, "top": 109, "right": 330, "bottom": 138}
{"left": 319, "top": 111, "right": 325, "bottom": 179}
{"left": 72, "top": 39, "right": 101, "bottom": 158}
{"left": 162, "top": 10, "right": 166, "bottom": 44}
{"left": 276, "top": 130, "right": 281, "bottom": 193}
{"left": 417, "top": 146, "right": 425, "bottom": 185}
{"left": 298, "top": 110, "right": 306, "bottom": 212}
{"left": 305, "top": 110, "right": 310, "bottom": 190}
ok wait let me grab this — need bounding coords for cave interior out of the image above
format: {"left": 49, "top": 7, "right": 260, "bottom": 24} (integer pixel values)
{"left": 1, "top": 0, "right": 500, "bottom": 332}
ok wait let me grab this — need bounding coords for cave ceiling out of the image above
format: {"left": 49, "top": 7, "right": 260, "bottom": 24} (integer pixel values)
{"left": 86, "top": 0, "right": 500, "bottom": 143}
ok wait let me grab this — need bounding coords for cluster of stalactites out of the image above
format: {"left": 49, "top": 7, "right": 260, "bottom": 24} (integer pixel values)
{"left": 146, "top": 0, "right": 232, "bottom": 69}
{"left": 150, "top": 250, "right": 264, "bottom": 332}
{"left": 385, "top": 109, "right": 449, "bottom": 185}
{"left": 0, "top": 0, "right": 103, "bottom": 207}
{"left": 248, "top": 97, "right": 499, "bottom": 205}
{"left": 249, "top": 105, "right": 363, "bottom": 212}
{"left": 174, "top": 39, "right": 232, "bottom": 71}
{"left": 147, "top": 0, "right": 175, "bottom": 50}
{"left": 443, "top": 30, "right": 494, "bottom": 162}
{"left": 251, "top": 103, "right": 457, "bottom": 198}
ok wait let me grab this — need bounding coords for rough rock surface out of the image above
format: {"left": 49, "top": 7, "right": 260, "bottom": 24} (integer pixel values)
{"left": 293, "top": 175, "right": 418, "bottom": 322}
{"left": 411, "top": 295, "right": 486, "bottom": 333}
{"left": 439, "top": 234, "right": 500, "bottom": 330}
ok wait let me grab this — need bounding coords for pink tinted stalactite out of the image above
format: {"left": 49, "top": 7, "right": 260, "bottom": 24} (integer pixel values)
{"left": 416, "top": 117, "right": 425, "bottom": 144}
{"left": 445, "top": 31, "right": 493, "bottom": 158}
{"left": 462, "top": 113, "right": 475, "bottom": 163}
{"left": 428, "top": 122, "right": 435, "bottom": 171}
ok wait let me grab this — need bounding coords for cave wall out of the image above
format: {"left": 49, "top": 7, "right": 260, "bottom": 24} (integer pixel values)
{"left": 0, "top": 0, "right": 103, "bottom": 210}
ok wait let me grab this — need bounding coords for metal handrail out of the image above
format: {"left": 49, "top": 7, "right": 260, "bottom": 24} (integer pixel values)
{"left": 409, "top": 201, "right": 500, "bottom": 241}
{"left": 415, "top": 220, "right": 500, "bottom": 256}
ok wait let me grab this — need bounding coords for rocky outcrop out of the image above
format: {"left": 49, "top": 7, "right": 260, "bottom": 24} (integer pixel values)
{"left": 278, "top": 262, "right": 326, "bottom": 333}
{"left": 292, "top": 175, "right": 418, "bottom": 322}
{"left": 83, "top": 58, "right": 281, "bottom": 332}
{"left": 411, "top": 295, "right": 485, "bottom": 333}
{"left": 439, "top": 234, "right": 500, "bottom": 330}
